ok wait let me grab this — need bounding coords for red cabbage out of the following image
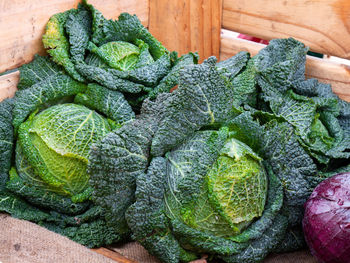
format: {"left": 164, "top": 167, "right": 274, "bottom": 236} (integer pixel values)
{"left": 303, "top": 172, "right": 350, "bottom": 263}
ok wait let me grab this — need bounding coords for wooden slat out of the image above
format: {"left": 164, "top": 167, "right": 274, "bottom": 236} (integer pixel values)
{"left": 0, "top": 71, "right": 19, "bottom": 101}
{"left": 222, "top": 0, "right": 350, "bottom": 59}
{"left": 0, "top": 0, "right": 149, "bottom": 73}
{"left": 220, "top": 30, "right": 350, "bottom": 102}
{"left": 149, "top": 0, "right": 222, "bottom": 62}
{"left": 92, "top": 247, "right": 137, "bottom": 263}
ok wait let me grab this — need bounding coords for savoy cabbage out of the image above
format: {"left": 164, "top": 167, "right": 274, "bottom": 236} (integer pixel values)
{"left": 88, "top": 39, "right": 350, "bottom": 262}
{"left": 0, "top": 1, "right": 197, "bottom": 248}
{"left": 42, "top": 0, "right": 198, "bottom": 110}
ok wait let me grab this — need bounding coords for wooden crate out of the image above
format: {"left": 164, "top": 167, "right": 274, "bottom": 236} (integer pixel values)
{"left": 0, "top": 0, "right": 349, "bottom": 262}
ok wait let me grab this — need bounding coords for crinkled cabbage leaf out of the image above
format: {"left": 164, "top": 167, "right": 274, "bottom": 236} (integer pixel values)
{"left": 42, "top": 1, "right": 198, "bottom": 111}
{"left": 90, "top": 40, "right": 350, "bottom": 262}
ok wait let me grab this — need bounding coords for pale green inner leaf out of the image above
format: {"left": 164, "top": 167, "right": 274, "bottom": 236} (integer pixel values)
{"left": 207, "top": 138, "right": 267, "bottom": 229}
{"left": 30, "top": 103, "right": 110, "bottom": 160}
{"left": 178, "top": 182, "right": 241, "bottom": 237}
{"left": 16, "top": 103, "right": 111, "bottom": 196}
{"left": 29, "top": 132, "right": 89, "bottom": 195}
{"left": 94, "top": 41, "right": 140, "bottom": 71}
{"left": 208, "top": 155, "right": 267, "bottom": 226}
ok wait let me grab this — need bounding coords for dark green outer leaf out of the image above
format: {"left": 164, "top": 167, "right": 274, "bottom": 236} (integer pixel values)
{"left": 65, "top": 6, "right": 92, "bottom": 63}
{"left": 148, "top": 52, "right": 199, "bottom": 100}
{"left": 0, "top": 99, "right": 14, "bottom": 190}
{"left": 48, "top": 218, "right": 121, "bottom": 248}
{"left": 221, "top": 214, "right": 288, "bottom": 263}
{"left": 0, "top": 191, "right": 119, "bottom": 248}
{"left": 17, "top": 55, "right": 62, "bottom": 90}
{"left": 75, "top": 63, "right": 144, "bottom": 93}
{"left": 261, "top": 121, "right": 317, "bottom": 206}
{"left": 42, "top": 9, "right": 84, "bottom": 82}
{"left": 12, "top": 74, "right": 86, "bottom": 132}
{"left": 142, "top": 234, "right": 181, "bottom": 263}
{"left": 126, "top": 157, "right": 168, "bottom": 239}
{"left": 259, "top": 80, "right": 316, "bottom": 141}
{"left": 0, "top": 191, "right": 49, "bottom": 222}
{"left": 126, "top": 157, "right": 182, "bottom": 263}
{"left": 88, "top": 114, "right": 158, "bottom": 231}
{"left": 216, "top": 51, "right": 250, "bottom": 81}
{"left": 254, "top": 38, "right": 307, "bottom": 92}
{"left": 171, "top": 218, "right": 248, "bottom": 256}
{"left": 231, "top": 58, "right": 258, "bottom": 107}
{"left": 151, "top": 57, "right": 236, "bottom": 157}
{"left": 273, "top": 227, "right": 306, "bottom": 253}
{"left": 282, "top": 205, "right": 304, "bottom": 227}
{"left": 83, "top": 0, "right": 107, "bottom": 44}
{"left": 294, "top": 78, "right": 340, "bottom": 101}
{"left": 6, "top": 168, "right": 89, "bottom": 215}
{"left": 74, "top": 83, "right": 135, "bottom": 123}
{"left": 102, "top": 13, "right": 168, "bottom": 60}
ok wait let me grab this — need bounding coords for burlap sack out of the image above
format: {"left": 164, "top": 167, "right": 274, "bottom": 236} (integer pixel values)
{"left": 0, "top": 214, "right": 317, "bottom": 263}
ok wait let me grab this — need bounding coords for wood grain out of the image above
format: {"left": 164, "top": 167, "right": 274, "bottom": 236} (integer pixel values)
{"left": 97, "top": 243, "right": 317, "bottom": 263}
{"left": 220, "top": 30, "right": 350, "bottom": 102}
{"left": 108, "top": 242, "right": 161, "bottom": 263}
{"left": 149, "top": 0, "right": 222, "bottom": 62}
{"left": 222, "top": 0, "right": 350, "bottom": 59}
{"left": 93, "top": 247, "right": 137, "bottom": 263}
{"left": 0, "top": 71, "right": 19, "bottom": 101}
{"left": 0, "top": 0, "right": 149, "bottom": 73}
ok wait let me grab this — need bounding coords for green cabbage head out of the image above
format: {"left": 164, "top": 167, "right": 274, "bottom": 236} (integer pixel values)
{"left": 172, "top": 136, "right": 268, "bottom": 238}
{"left": 16, "top": 103, "right": 112, "bottom": 202}
{"left": 0, "top": 53, "right": 136, "bottom": 247}
{"left": 117, "top": 54, "right": 327, "bottom": 263}
{"left": 41, "top": 1, "right": 198, "bottom": 110}
{"left": 0, "top": 0, "right": 200, "bottom": 248}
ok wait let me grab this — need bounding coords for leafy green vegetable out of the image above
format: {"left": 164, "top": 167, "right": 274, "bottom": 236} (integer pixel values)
{"left": 17, "top": 103, "right": 111, "bottom": 198}
{"left": 0, "top": 1, "right": 198, "bottom": 248}
{"left": 151, "top": 57, "right": 236, "bottom": 157}
{"left": 43, "top": 8, "right": 85, "bottom": 82}
{"left": 42, "top": 1, "right": 198, "bottom": 111}
{"left": 0, "top": 99, "right": 14, "bottom": 190}
{"left": 1, "top": 1, "right": 349, "bottom": 259}
{"left": 91, "top": 38, "right": 349, "bottom": 263}
{"left": 254, "top": 39, "right": 350, "bottom": 165}
{"left": 0, "top": 51, "right": 136, "bottom": 247}
{"left": 89, "top": 41, "right": 143, "bottom": 71}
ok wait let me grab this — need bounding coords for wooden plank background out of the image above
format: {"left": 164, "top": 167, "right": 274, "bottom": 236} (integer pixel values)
{"left": 149, "top": 0, "right": 222, "bottom": 61}
{"left": 0, "top": 71, "right": 19, "bottom": 101}
{"left": 0, "top": 0, "right": 149, "bottom": 73}
{"left": 222, "top": 0, "right": 350, "bottom": 59}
